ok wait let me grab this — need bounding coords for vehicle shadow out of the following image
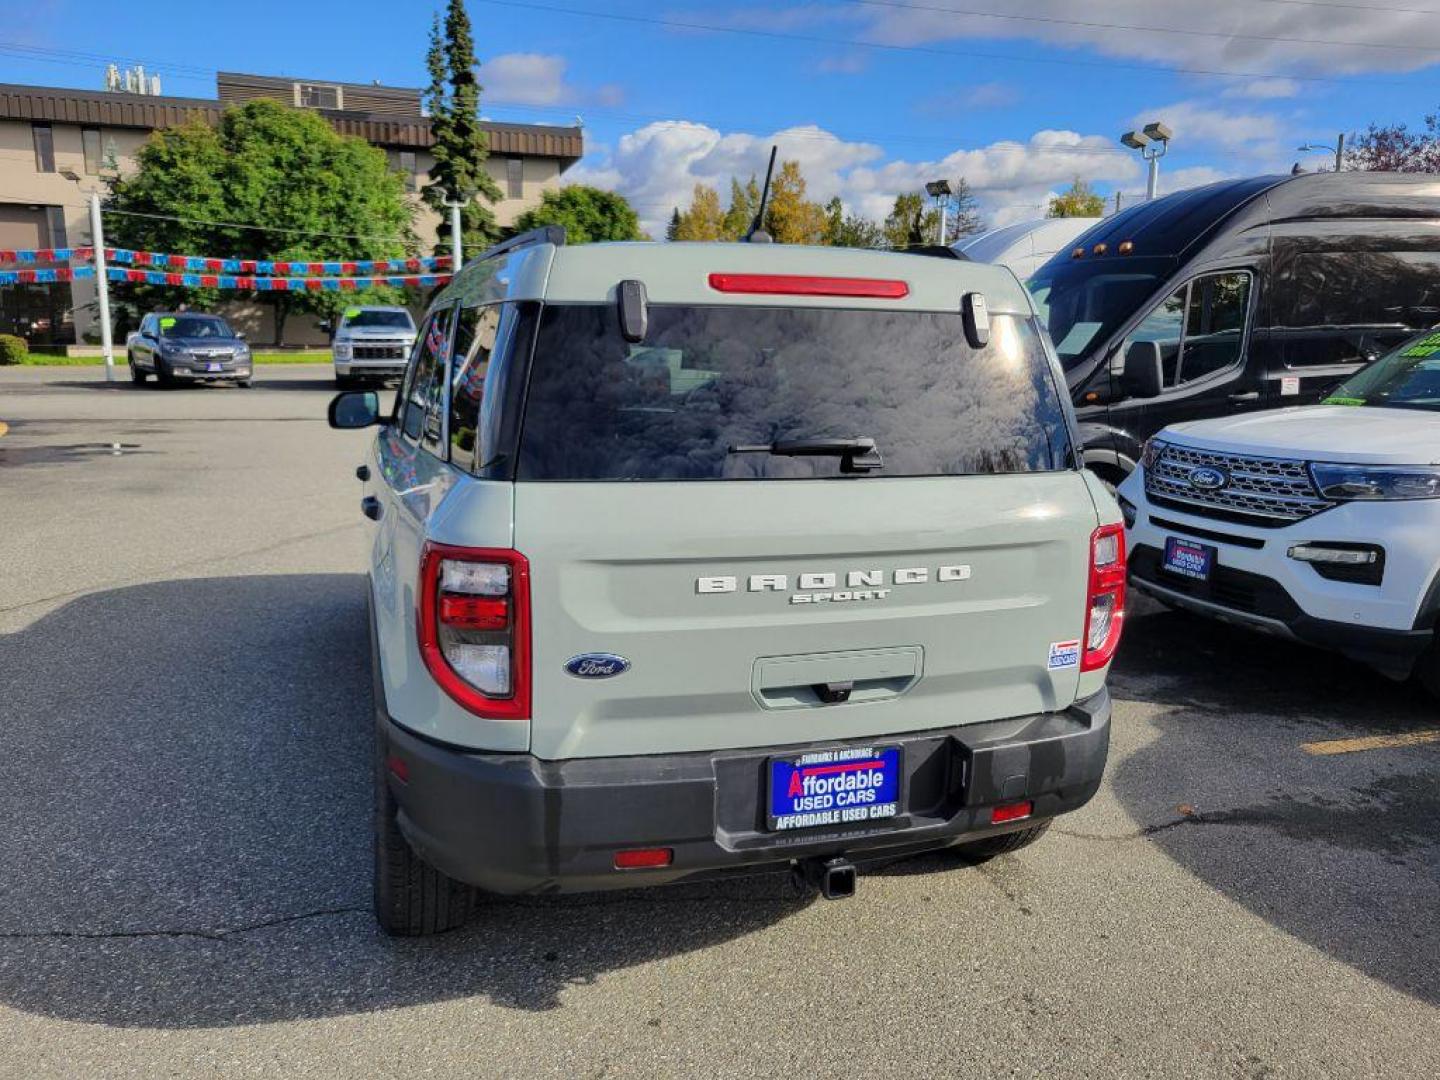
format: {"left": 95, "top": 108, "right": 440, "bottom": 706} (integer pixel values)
{"left": 1107, "top": 597, "right": 1440, "bottom": 1006}
{"left": 0, "top": 575, "right": 807, "bottom": 1029}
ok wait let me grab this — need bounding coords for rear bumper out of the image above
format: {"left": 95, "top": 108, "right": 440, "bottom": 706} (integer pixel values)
{"left": 378, "top": 691, "right": 1110, "bottom": 896}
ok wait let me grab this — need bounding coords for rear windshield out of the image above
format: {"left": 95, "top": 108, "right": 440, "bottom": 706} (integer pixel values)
{"left": 342, "top": 309, "right": 414, "bottom": 330}
{"left": 515, "top": 303, "right": 1074, "bottom": 481}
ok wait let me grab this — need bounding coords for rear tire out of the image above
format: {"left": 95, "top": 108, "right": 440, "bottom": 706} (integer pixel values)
{"left": 373, "top": 743, "right": 475, "bottom": 937}
{"left": 954, "top": 821, "right": 1052, "bottom": 863}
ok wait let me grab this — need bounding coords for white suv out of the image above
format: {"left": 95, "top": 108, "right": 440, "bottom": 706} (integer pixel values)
{"left": 1120, "top": 329, "right": 1440, "bottom": 695}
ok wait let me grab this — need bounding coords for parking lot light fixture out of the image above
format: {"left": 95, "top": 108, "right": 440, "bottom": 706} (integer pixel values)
{"left": 925, "top": 179, "right": 952, "bottom": 245}
{"left": 1122, "top": 123, "right": 1170, "bottom": 201}
{"left": 1298, "top": 133, "right": 1347, "bottom": 172}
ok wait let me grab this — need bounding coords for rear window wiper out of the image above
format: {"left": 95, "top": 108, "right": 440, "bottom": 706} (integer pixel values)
{"left": 728, "top": 437, "right": 883, "bottom": 473}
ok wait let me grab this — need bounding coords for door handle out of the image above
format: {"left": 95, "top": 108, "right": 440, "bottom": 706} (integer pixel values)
{"left": 361, "top": 495, "right": 382, "bottom": 521}
{"left": 1229, "top": 391, "right": 1261, "bottom": 403}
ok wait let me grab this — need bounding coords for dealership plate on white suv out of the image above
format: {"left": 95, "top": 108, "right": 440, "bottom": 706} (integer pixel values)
{"left": 1163, "top": 536, "right": 1214, "bottom": 581}
{"left": 767, "top": 746, "right": 901, "bottom": 831}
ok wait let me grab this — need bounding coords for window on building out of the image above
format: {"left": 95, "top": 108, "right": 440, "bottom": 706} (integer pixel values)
{"left": 82, "top": 128, "right": 103, "bottom": 175}
{"left": 296, "top": 83, "right": 341, "bottom": 109}
{"left": 399, "top": 150, "right": 418, "bottom": 193}
{"left": 45, "top": 207, "right": 68, "bottom": 249}
{"left": 506, "top": 157, "right": 524, "bottom": 200}
{"left": 32, "top": 123, "right": 55, "bottom": 173}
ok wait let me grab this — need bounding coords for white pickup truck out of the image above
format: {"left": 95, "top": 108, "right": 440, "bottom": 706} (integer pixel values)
{"left": 330, "top": 305, "right": 417, "bottom": 386}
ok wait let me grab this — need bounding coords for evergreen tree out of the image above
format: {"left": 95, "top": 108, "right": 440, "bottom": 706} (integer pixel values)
{"left": 423, "top": 3, "right": 504, "bottom": 257}
{"left": 721, "top": 176, "right": 759, "bottom": 240}
{"left": 666, "top": 207, "right": 682, "bottom": 241}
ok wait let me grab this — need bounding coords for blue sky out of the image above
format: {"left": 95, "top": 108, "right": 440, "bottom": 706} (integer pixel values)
{"left": 8, "top": 1, "right": 1440, "bottom": 234}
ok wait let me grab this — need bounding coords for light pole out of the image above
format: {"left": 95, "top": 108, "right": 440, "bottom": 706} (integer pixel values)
{"left": 443, "top": 192, "right": 468, "bottom": 267}
{"left": 60, "top": 168, "right": 115, "bottom": 382}
{"left": 1121, "top": 122, "right": 1172, "bottom": 201}
{"left": 1297, "top": 133, "right": 1346, "bottom": 172}
{"left": 925, "top": 179, "right": 952, "bottom": 245}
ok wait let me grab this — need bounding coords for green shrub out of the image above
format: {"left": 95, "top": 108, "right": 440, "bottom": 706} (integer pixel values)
{"left": 0, "top": 334, "right": 28, "bottom": 365}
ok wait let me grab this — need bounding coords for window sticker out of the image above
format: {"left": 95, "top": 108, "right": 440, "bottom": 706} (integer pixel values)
{"left": 1401, "top": 332, "right": 1440, "bottom": 359}
{"left": 344, "top": 306, "right": 362, "bottom": 319}
{"left": 1322, "top": 396, "right": 1366, "bottom": 406}
{"left": 159, "top": 316, "right": 176, "bottom": 330}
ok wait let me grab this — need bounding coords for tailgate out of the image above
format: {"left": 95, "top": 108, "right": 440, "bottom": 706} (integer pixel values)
{"left": 517, "top": 474, "right": 1097, "bottom": 759}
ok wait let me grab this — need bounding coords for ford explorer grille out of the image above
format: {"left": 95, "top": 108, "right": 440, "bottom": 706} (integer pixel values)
{"left": 1145, "top": 443, "right": 1333, "bottom": 525}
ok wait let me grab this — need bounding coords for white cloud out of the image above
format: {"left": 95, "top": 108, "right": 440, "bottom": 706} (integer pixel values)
{"left": 691, "top": 2, "right": 1440, "bottom": 77}
{"left": 572, "top": 120, "right": 1143, "bottom": 237}
{"left": 483, "top": 53, "right": 623, "bottom": 108}
{"left": 1133, "top": 101, "right": 1284, "bottom": 156}
{"left": 1222, "top": 78, "right": 1302, "bottom": 100}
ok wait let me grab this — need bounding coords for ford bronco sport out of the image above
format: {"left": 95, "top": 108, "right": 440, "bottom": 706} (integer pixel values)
{"left": 329, "top": 228, "right": 1125, "bottom": 936}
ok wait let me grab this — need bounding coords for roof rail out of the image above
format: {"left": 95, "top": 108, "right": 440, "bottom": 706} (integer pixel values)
{"left": 470, "top": 226, "right": 567, "bottom": 266}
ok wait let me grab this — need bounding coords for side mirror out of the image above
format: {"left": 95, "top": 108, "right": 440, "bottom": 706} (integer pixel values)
{"left": 235, "top": 331, "right": 247, "bottom": 341}
{"left": 1122, "top": 340, "right": 1165, "bottom": 399}
{"left": 318, "top": 320, "right": 333, "bottom": 334}
{"left": 328, "top": 390, "right": 382, "bottom": 429}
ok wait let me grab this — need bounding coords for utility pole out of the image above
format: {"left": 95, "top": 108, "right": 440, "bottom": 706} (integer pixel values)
{"left": 1334, "top": 132, "right": 1346, "bottom": 173}
{"left": 444, "top": 194, "right": 466, "bottom": 267}
{"left": 88, "top": 192, "right": 114, "bottom": 382}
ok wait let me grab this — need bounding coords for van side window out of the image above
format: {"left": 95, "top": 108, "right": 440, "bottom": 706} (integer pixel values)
{"left": 1281, "top": 252, "right": 1437, "bottom": 368}
{"left": 1121, "top": 271, "right": 1251, "bottom": 391}
{"left": 402, "top": 306, "right": 455, "bottom": 449}
{"left": 449, "top": 304, "right": 502, "bottom": 470}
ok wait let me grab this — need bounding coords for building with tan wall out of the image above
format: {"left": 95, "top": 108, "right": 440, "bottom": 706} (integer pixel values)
{"left": 0, "top": 73, "right": 582, "bottom": 347}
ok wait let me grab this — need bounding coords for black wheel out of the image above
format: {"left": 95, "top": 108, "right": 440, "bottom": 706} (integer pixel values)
{"left": 373, "top": 741, "right": 475, "bottom": 936}
{"left": 236, "top": 379, "right": 252, "bottom": 388}
{"left": 155, "top": 359, "right": 175, "bottom": 387}
{"left": 128, "top": 355, "right": 146, "bottom": 384}
{"left": 953, "top": 821, "right": 1052, "bottom": 863}
{"left": 336, "top": 374, "right": 354, "bottom": 389}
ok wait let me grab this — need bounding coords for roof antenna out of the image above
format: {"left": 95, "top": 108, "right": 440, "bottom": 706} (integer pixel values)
{"left": 744, "top": 145, "right": 778, "bottom": 243}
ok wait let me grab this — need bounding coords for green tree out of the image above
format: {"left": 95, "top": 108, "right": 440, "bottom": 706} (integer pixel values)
{"left": 946, "top": 178, "right": 984, "bottom": 239}
{"left": 721, "top": 175, "right": 761, "bottom": 240}
{"left": 423, "top": 2, "right": 504, "bottom": 256}
{"left": 106, "top": 100, "right": 414, "bottom": 343}
{"left": 673, "top": 184, "right": 725, "bottom": 241}
{"left": 665, "top": 207, "right": 682, "bottom": 241}
{"left": 764, "top": 160, "right": 827, "bottom": 244}
{"left": 822, "top": 196, "right": 884, "bottom": 249}
{"left": 512, "top": 186, "right": 643, "bottom": 243}
{"left": 883, "top": 192, "right": 938, "bottom": 249}
{"left": 1048, "top": 177, "right": 1106, "bottom": 218}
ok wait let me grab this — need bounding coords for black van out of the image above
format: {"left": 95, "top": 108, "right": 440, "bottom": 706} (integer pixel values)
{"left": 1027, "top": 171, "right": 1440, "bottom": 484}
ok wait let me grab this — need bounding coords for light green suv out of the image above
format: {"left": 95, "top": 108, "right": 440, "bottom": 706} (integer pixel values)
{"left": 329, "top": 227, "right": 1125, "bottom": 936}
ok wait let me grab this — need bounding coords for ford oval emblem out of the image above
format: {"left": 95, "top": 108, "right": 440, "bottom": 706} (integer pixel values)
{"left": 1187, "top": 466, "right": 1229, "bottom": 491}
{"left": 565, "top": 653, "right": 631, "bottom": 679}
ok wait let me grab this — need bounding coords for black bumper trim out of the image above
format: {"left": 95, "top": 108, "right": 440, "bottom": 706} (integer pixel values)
{"left": 1130, "top": 543, "right": 1432, "bottom": 675}
{"left": 378, "top": 692, "right": 1110, "bottom": 896}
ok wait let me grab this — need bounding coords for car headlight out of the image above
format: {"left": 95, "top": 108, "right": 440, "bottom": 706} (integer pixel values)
{"left": 334, "top": 343, "right": 351, "bottom": 359}
{"left": 1310, "top": 463, "right": 1440, "bottom": 501}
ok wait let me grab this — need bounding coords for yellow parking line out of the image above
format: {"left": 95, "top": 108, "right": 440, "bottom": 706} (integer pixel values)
{"left": 1301, "top": 730, "right": 1440, "bottom": 756}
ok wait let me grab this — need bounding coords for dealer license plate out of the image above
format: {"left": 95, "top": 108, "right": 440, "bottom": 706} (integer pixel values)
{"left": 1163, "top": 536, "right": 1214, "bottom": 581}
{"left": 767, "top": 746, "right": 901, "bottom": 832}
{"left": 206, "top": 362, "right": 223, "bottom": 372}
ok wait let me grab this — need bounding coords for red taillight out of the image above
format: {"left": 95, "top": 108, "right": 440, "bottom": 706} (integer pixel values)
{"left": 707, "top": 272, "right": 909, "bottom": 299}
{"left": 614, "top": 847, "right": 673, "bottom": 870}
{"left": 417, "top": 543, "right": 531, "bottom": 720}
{"left": 991, "top": 800, "right": 1033, "bottom": 824}
{"left": 1081, "top": 523, "right": 1127, "bottom": 672}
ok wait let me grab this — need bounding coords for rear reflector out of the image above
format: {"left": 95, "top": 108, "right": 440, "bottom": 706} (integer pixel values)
{"left": 707, "top": 272, "right": 909, "bottom": 299}
{"left": 385, "top": 754, "right": 409, "bottom": 783}
{"left": 614, "top": 847, "right": 674, "bottom": 870}
{"left": 990, "top": 800, "right": 1033, "bottom": 824}
{"left": 439, "top": 595, "right": 509, "bottom": 630}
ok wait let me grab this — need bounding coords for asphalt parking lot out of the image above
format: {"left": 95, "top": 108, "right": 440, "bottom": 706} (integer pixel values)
{"left": 1, "top": 364, "right": 1437, "bottom": 1079}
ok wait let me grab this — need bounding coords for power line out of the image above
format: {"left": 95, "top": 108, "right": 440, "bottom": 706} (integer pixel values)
{"left": 1248, "top": 0, "right": 1440, "bottom": 13}
{"left": 853, "top": 0, "right": 1440, "bottom": 54}
{"left": 469, "top": 0, "right": 1438, "bottom": 88}
{"left": 99, "top": 207, "right": 413, "bottom": 245}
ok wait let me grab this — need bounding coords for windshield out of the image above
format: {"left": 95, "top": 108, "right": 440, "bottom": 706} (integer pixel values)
{"left": 159, "top": 315, "right": 232, "bottom": 339}
{"left": 516, "top": 303, "right": 1074, "bottom": 481}
{"left": 342, "top": 309, "right": 414, "bottom": 330}
{"left": 1325, "top": 331, "right": 1440, "bottom": 412}
{"left": 1027, "top": 267, "right": 1161, "bottom": 370}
